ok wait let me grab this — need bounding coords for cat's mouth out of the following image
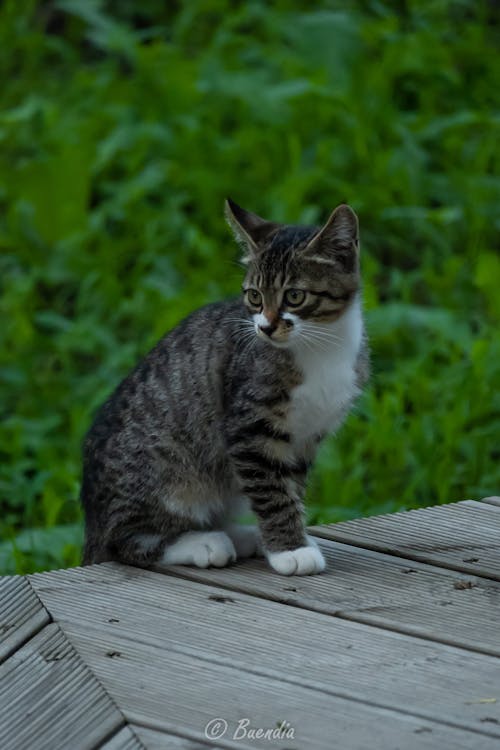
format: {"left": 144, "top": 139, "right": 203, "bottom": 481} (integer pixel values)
{"left": 251, "top": 312, "right": 297, "bottom": 348}
{"left": 257, "top": 333, "right": 290, "bottom": 348}
{"left": 255, "top": 325, "right": 294, "bottom": 348}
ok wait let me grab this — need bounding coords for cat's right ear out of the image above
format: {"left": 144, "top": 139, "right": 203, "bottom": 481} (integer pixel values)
{"left": 225, "top": 198, "right": 278, "bottom": 264}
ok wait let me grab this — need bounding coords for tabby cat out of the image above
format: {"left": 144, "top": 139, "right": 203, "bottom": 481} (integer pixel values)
{"left": 81, "top": 199, "right": 369, "bottom": 575}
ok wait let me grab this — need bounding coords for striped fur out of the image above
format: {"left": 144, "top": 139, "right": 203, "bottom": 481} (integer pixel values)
{"left": 81, "top": 201, "right": 369, "bottom": 575}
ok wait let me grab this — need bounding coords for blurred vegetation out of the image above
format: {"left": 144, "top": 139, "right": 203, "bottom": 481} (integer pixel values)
{"left": 1, "top": 0, "right": 499, "bottom": 574}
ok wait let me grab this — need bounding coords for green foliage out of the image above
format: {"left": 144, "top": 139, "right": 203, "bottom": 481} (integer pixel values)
{"left": 1, "top": 0, "right": 499, "bottom": 573}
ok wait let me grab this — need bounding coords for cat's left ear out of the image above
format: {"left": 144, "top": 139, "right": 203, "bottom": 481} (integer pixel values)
{"left": 304, "top": 204, "right": 359, "bottom": 263}
{"left": 225, "top": 198, "right": 278, "bottom": 264}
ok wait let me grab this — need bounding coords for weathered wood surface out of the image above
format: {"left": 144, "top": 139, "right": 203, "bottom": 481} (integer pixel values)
{"left": 101, "top": 726, "right": 145, "bottom": 750}
{"left": 100, "top": 725, "right": 215, "bottom": 749}
{"left": 480, "top": 496, "right": 500, "bottom": 508}
{"left": 0, "top": 576, "right": 49, "bottom": 663}
{"left": 1, "top": 499, "right": 499, "bottom": 749}
{"left": 310, "top": 499, "right": 500, "bottom": 580}
{"left": 131, "top": 727, "right": 225, "bottom": 749}
{"left": 29, "top": 563, "right": 500, "bottom": 736}
{"left": 159, "top": 536, "right": 500, "bottom": 656}
{"left": 23, "top": 625, "right": 500, "bottom": 750}
{"left": 0, "top": 623, "right": 124, "bottom": 750}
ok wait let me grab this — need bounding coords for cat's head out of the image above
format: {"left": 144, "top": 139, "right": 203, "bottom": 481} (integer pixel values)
{"left": 225, "top": 198, "right": 360, "bottom": 348}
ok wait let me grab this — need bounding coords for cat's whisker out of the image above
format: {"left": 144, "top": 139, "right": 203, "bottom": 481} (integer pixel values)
{"left": 299, "top": 323, "right": 340, "bottom": 333}
{"left": 233, "top": 323, "right": 255, "bottom": 333}
{"left": 235, "top": 325, "right": 258, "bottom": 341}
{"left": 295, "top": 331, "right": 328, "bottom": 354}
{"left": 236, "top": 331, "right": 257, "bottom": 348}
{"left": 300, "top": 337, "right": 330, "bottom": 355}
{"left": 298, "top": 329, "right": 341, "bottom": 349}
{"left": 300, "top": 327, "right": 340, "bottom": 339}
{"left": 241, "top": 332, "right": 257, "bottom": 359}
{"left": 299, "top": 324, "right": 343, "bottom": 341}
{"left": 230, "top": 322, "right": 257, "bottom": 342}
{"left": 307, "top": 331, "right": 337, "bottom": 351}
{"left": 298, "top": 330, "right": 343, "bottom": 348}
{"left": 308, "top": 337, "right": 341, "bottom": 350}
{"left": 224, "top": 317, "right": 254, "bottom": 327}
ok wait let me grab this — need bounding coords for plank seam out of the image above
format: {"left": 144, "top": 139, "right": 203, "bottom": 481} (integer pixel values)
{"left": 66, "top": 625, "right": 500, "bottom": 741}
{"left": 127, "top": 685, "right": 500, "bottom": 746}
{"left": 336, "top": 610, "right": 500, "bottom": 659}
{"left": 0, "top": 623, "right": 125, "bottom": 750}
{"left": 96, "top": 723, "right": 146, "bottom": 750}
{"left": 155, "top": 567, "right": 500, "bottom": 660}
{"left": 26, "top": 577, "right": 135, "bottom": 750}
{"left": 307, "top": 530, "right": 500, "bottom": 581}
{"left": 25, "top": 575, "right": 54, "bottom": 623}
{"left": 0, "top": 576, "right": 52, "bottom": 664}
{"left": 478, "top": 497, "right": 500, "bottom": 508}
{"left": 131, "top": 718, "right": 252, "bottom": 750}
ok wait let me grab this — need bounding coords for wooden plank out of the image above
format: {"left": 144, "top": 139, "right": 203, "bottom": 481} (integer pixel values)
{"left": 34, "top": 623, "right": 500, "bottom": 750}
{"left": 101, "top": 726, "right": 145, "bottom": 749}
{"left": 30, "top": 565, "right": 500, "bottom": 737}
{"left": 132, "top": 726, "right": 224, "bottom": 749}
{"left": 309, "top": 501, "right": 500, "bottom": 580}
{"left": 156, "top": 538, "right": 500, "bottom": 657}
{"left": 479, "top": 496, "right": 500, "bottom": 508}
{"left": 0, "top": 576, "right": 50, "bottom": 663}
{"left": 0, "top": 623, "right": 123, "bottom": 750}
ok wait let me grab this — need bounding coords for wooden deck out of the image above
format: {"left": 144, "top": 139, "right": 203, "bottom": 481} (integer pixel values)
{"left": 1, "top": 498, "right": 499, "bottom": 750}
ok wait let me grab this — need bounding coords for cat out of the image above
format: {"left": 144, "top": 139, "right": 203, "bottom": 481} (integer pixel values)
{"left": 81, "top": 199, "right": 369, "bottom": 576}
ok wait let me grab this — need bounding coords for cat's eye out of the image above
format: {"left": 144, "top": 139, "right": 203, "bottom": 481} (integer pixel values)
{"left": 246, "top": 289, "right": 262, "bottom": 307}
{"left": 284, "top": 289, "right": 306, "bottom": 307}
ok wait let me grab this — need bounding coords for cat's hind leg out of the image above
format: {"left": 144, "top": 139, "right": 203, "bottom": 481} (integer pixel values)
{"left": 108, "top": 526, "right": 237, "bottom": 569}
{"left": 161, "top": 530, "right": 236, "bottom": 568}
{"left": 105, "top": 528, "right": 168, "bottom": 567}
{"left": 225, "top": 524, "right": 263, "bottom": 559}
{"left": 222, "top": 494, "right": 263, "bottom": 559}
{"left": 156, "top": 484, "right": 237, "bottom": 568}
{"left": 105, "top": 482, "right": 242, "bottom": 569}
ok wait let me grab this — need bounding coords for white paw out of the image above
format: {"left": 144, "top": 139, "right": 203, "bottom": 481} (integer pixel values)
{"left": 266, "top": 537, "right": 326, "bottom": 576}
{"left": 162, "top": 531, "right": 236, "bottom": 568}
{"left": 225, "top": 525, "right": 263, "bottom": 558}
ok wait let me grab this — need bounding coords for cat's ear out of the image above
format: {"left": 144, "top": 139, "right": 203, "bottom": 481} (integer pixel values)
{"left": 225, "top": 198, "right": 278, "bottom": 264}
{"left": 304, "top": 204, "right": 359, "bottom": 265}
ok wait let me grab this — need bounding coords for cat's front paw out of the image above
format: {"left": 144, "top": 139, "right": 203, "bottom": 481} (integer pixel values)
{"left": 266, "top": 538, "right": 326, "bottom": 576}
{"left": 162, "top": 531, "right": 236, "bottom": 568}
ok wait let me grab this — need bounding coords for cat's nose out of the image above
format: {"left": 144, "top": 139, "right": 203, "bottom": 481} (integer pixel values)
{"left": 258, "top": 324, "right": 276, "bottom": 337}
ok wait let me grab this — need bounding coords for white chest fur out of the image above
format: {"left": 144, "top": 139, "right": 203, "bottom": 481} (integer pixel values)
{"left": 287, "top": 299, "right": 363, "bottom": 443}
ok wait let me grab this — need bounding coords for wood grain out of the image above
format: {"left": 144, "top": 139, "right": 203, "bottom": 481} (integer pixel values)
{"left": 479, "top": 496, "right": 500, "bottom": 508}
{"left": 0, "top": 576, "right": 50, "bottom": 663}
{"left": 309, "top": 500, "right": 500, "bottom": 580}
{"left": 149, "top": 536, "right": 500, "bottom": 657}
{"left": 0, "top": 623, "right": 123, "bottom": 750}
{"left": 101, "top": 726, "right": 145, "bottom": 750}
{"left": 132, "top": 725, "right": 225, "bottom": 749}
{"left": 30, "top": 564, "right": 500, "bottom": 737}
{"left": 3, "top": 501, "right": 498, "bottom": 750}
{"left": 42, "top": 625, "right": 500, "bottom": 750}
